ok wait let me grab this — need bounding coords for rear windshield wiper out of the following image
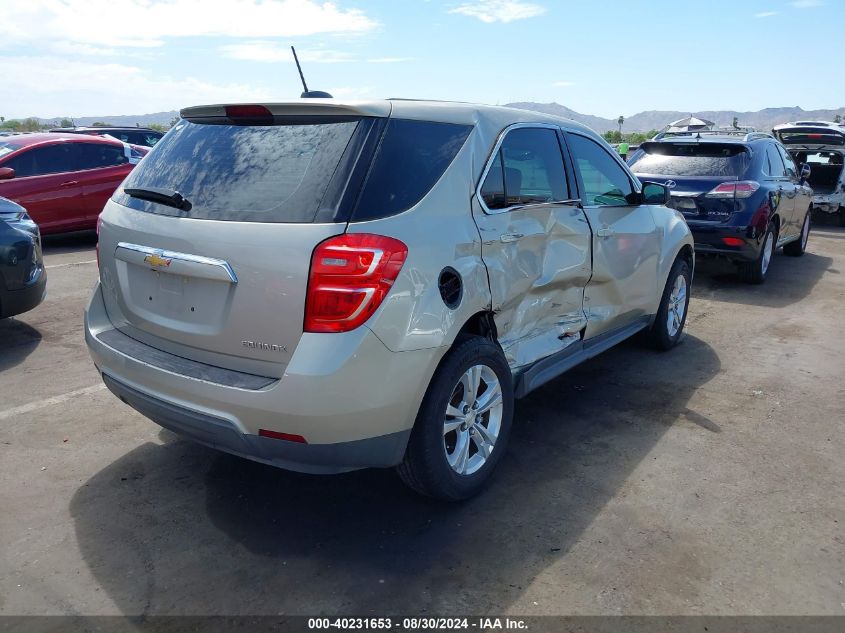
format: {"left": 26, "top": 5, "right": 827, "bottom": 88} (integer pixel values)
{"left": 124, "top": 187, "right": 192, "bottom": 211}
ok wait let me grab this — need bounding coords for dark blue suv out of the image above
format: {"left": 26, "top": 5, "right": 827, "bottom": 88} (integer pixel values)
{"left": 628, "top": 132, "right": 813, "bottom": 283}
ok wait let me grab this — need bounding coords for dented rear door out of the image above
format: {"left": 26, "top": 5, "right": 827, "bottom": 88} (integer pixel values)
{"left": 473, "top": 125, "right": 590, "bottom": 370}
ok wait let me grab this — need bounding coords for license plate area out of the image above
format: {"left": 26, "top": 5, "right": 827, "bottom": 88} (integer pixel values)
{"left": 115, "top": 261, "right": 234, "bottom": 335}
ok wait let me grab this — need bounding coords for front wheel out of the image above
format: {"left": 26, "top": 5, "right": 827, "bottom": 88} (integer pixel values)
{"left": 397, "top": 336, "right": 514, "bottom": 501}
{"left": 784, "top": 212, "right": 810, "bottom": 257}
{"left": 647, "top": 257, "right": 691, "bottom": 351}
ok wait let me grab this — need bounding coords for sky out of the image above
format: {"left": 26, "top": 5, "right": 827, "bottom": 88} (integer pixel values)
{"left": 1, "top": 0, "right": 842, "bottom": 120}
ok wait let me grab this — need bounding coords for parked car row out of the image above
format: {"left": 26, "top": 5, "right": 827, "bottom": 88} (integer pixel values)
{"left": 0, "top": 133, "right": 148, "bottom": 234}
{"left": 5, "top": 99, "right": 828, "bottom": 500}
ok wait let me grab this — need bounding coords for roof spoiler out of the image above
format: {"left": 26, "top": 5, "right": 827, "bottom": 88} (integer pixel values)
{"left": 180, "top": 101, "right": 391, "bottom": 121}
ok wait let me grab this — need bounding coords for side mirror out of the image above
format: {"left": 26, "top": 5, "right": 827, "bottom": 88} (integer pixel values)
{"left": 641, "top": 181, "right": 671, "bottom": 205}
{"left": 800, "top": 163, "right": 811, "bottom": 183}
{"left": 0, "top": 167, "right": 15, "bottom": 181}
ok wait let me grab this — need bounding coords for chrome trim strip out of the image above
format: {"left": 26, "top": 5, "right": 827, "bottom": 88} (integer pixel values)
{"left": 115, "top": 242, "right": 238, "bottom": 284}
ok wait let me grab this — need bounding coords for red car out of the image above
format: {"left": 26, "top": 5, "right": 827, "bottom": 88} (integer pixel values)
{"left": 0, "top": 133, "right": 147, "bottom": 234}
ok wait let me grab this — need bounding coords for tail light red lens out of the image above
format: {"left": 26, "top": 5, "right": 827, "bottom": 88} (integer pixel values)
{"left": 304, "top": 233, "right": 408, "bottom": 333}
{"left": 706, "top": 181, "right": 760, "bottom": 199}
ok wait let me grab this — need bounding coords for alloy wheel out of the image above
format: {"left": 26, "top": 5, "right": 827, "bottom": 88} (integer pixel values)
{"left": 443, "top": 364, "right": 503, "bottom": 476}
{"left": 666, "top": 274, "right": 687, "bottom": 338}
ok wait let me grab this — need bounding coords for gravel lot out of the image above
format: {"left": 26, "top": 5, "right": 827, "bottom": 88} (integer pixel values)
{"left": 1, "top": 224, "right": 843, "bottom": 616}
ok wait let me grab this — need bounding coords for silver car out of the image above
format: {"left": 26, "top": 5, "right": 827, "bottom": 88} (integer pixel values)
{"left": 85, "top": 100, "right": 694, "bottom": 499}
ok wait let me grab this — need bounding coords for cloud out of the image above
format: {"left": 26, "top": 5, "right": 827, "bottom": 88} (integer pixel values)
{"left": 220, "top": 42, "right": 412, "bottom": 64}
{"left": 367, "top": 57, "right": 414, "bottom": 63}
{"left": 553, "top": 81, "right": 576, "bottom": 87}
{"left": 221, "top": 42, "right": 354, "bottom": 63}
{"left": 0, "top": 56, "right": 276, "bottom": 118}
{"left": 449, "top": 0, "right": 546, "bottom": 23}
{"left": 754, "top": 11, "right": 778, "bottom": 17}
{"left": 791, "top": 0, "right": 822, "bottom": 7}
{"left": 0, "top": 0, "right": 377, "bottom": 49}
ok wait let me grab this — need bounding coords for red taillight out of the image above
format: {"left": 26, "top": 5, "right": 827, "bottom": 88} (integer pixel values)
{"left": 721, "top": 237, "right": 745, "bottom": 247}
{"left": 304, "top": 233, "right": 408, "bottom": 333}
{"left": 95, "top": 215, "right": 102, "bottom": 269}
{"left": 225, "top": 104, "right": 272, "bottom": 119}
{"left": 706, "top": 181, "right": 760, "bottom": 199}
{"left": 259, "top": 429, "right": 307, "bottom": 443}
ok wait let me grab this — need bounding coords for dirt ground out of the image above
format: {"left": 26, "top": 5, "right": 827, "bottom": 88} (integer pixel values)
{"left": 1, "top": 222, "right": 843, "bottom": 617}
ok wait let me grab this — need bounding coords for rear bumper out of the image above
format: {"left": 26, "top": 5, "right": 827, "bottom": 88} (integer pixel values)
{"left": 0, "top": 267, "right": 46, "bottom": 318}
{"left": 85, "top": 283, "right": 445, "bottom": 474}
{"left": 101, "top": 373, "right": 411, "bottom": 474}
{"left": 688, "top": 223, "right": 761, "bottom": 262}
{"left": 811, "top": 195, "right": 842, "bottom": 214}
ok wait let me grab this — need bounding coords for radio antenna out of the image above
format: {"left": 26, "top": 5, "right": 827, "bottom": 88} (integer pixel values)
{"left": 290, "top": 46, "right": 333, "bottom": 99}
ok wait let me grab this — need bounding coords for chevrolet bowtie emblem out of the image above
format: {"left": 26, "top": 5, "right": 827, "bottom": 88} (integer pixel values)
{"left": 144, "top": 253, "right": 172, "bottom": 268}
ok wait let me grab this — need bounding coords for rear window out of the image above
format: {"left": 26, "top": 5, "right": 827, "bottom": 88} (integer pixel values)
{"left": 116, "top": 117, "right": 472, "bottom": 223}
{"left": 117, "top": 119, "right": 361, "bottom": 223}
{"left": 629, "top": 143, "right": 751, "bottom": 177}
{"left": 352, "top": 119, "right": 472, "bottom": 221}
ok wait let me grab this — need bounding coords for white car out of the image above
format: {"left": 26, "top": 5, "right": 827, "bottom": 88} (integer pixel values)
{"left": 774, "top": 121, "right": 845, "bottom": 225}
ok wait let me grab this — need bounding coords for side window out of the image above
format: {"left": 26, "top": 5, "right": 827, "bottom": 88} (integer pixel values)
{"left": 766, "top": 146, "right": 786, "bottom": 178}
{"left": 777, "top": 145, "right": 798, "bottom": 179}
{"left": 3, "top": 144, "right": 74, "bottom": 177}
{"left": 353, "top": 119, "right": 472, "bottom": 220}
{"left": 480, "top": 152, "right": 506, "bottom": 209}
{"left": 479, "top": 127, "right": 568, "bottom": 211}
{"left": 75, "top": 143, "right": 128, "bottom": 170}
{"left": 566, "top": 133, "right": 635, "bottom": 206}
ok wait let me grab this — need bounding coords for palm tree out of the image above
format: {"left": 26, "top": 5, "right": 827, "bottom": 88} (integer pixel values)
{"left": 617, "top": 115, "right": 624, "bottom": 136}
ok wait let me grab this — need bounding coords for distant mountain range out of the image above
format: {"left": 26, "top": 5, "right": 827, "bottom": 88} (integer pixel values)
{"left": 28, "top": 103, "right": 845, "bottom": 133}
{"left": 504, "top": 103, "right": 845, "bottom": 134}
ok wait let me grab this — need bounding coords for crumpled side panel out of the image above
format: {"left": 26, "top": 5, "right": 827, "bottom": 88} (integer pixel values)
{"left": 476, "top": 204, "right": 591, "bottom": 370}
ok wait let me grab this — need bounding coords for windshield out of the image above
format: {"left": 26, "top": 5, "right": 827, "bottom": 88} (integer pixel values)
{"left": 629, "top": 143, "right": 751, "bottom": 177}
{"left": 117, "top": 118, "right": 361, "bottom": 223}
{"left": 0, "top": 139, "right": 27, "bottom": 159}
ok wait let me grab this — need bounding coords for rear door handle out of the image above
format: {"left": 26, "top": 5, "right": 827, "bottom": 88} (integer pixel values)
{"left": 596, "top": 227, "right": 615, "bottom": 238}
{"left": 499, "top": 233, "right": 524, "bottom": 243}
{"left": 60, "top": 180, "right": 78, "bottom": 187}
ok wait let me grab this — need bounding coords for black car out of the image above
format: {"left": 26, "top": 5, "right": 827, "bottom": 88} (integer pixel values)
{"left": 49, "top": 127, "right": 164, "bottom": 148}
{"left": 629, "top": 132, "right": 813, "bottom": 283}
{"left": 0, "top": 197, "right": 46, "bottom": 318}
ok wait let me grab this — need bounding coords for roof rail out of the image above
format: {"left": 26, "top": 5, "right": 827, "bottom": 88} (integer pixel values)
{"left": 652, "top": 129, "right": 773, "bottom": 141}
{"left": 744, "top": 131, "right": 774, "bottom": 141}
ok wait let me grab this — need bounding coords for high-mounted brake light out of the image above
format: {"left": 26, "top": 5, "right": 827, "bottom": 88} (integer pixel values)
{"left": 304, "top": 233, "right": 408, "bottom": 333}
{"left": 706, "top": 181, "right": 760, "bottom": 199}
{"left": 225, "top": 105, "right": 273, "bottom": 119}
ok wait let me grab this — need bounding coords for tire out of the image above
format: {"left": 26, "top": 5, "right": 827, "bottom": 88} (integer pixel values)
{"left": 397, "top": 336, "right": 514, "bottom": 501}
{"left": 647, "top": 257, "right": 691, "bottom": 351}
{"left": 738, "top": 224, "right": 775, "bottom": 284}
{"left": 784, "top": 212, "right": 811, "bottom": 257}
